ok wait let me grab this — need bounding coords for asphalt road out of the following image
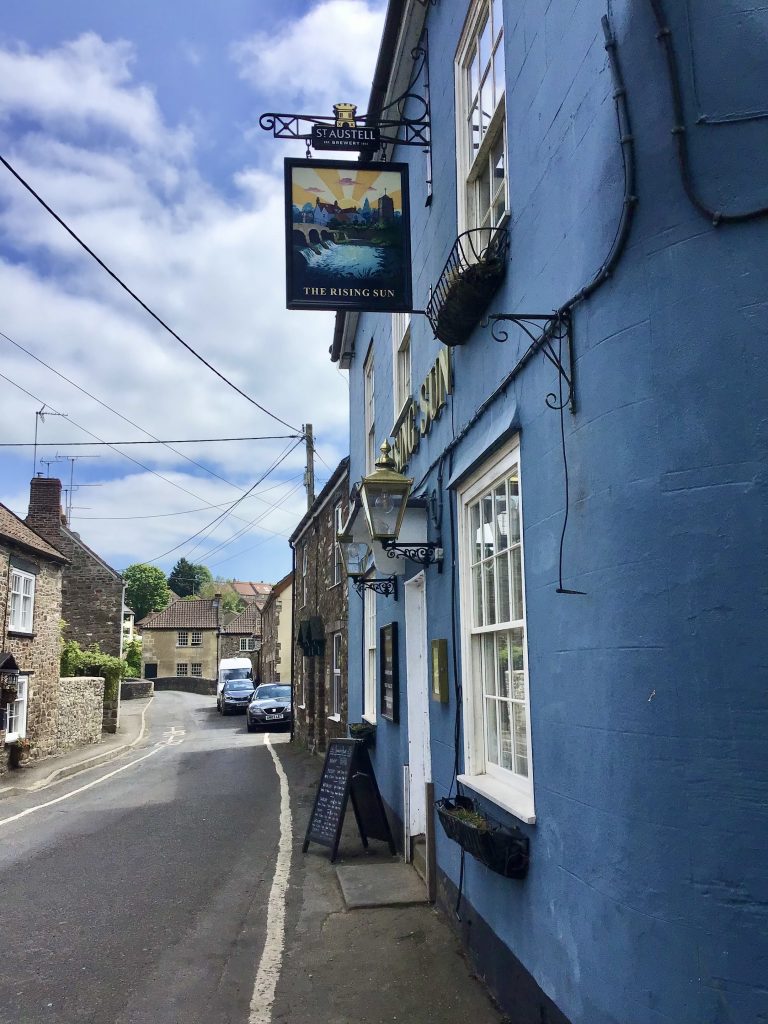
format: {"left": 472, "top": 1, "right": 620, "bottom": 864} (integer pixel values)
{"left": 0, "top": 691, "right": 289, "bottom": 1024}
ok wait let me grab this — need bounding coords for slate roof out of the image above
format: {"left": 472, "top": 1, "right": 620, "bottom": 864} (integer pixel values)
{"left": 220, "top": 604, "right": 262, "bottom": 635}
{"left": 0, "top": 503, "right": 68, "bottom": 564}
{"left": 137, "top": 598, "right": 220, "bottom": 630}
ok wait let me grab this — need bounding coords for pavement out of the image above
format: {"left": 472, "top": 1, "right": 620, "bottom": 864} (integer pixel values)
{"left": 0, "top": 695, "right": 152, "bottom": 799}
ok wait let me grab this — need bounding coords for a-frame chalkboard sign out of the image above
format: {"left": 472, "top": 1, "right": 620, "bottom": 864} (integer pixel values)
{"left": 302, "top": 738, "right": 396, "bottom": 862}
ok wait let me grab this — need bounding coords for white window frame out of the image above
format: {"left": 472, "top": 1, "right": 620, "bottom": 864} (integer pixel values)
{"left": 190, "top": 663, "right": 203, "bottom": 677}
{"left": 329, "top": 631, "right": 342, "bottom": 719}
{"left": 455, "top": 0, "right": 508, "bottom": 238}
{"left": 333, "top": 501, "right": 344, "bottom": 586}
{"left": 302, "top": 546, "right": 309, "bottom": 607}
{"left": 364, "top": 349, "right": 376, "bottom": 474}
{"left": 392, "top": 313, "right": 412, "bottom": 419}
{"left": 240, "top": 637, "right": 258, "bottom": 652}
{"left": 4, "top": 673, "right": 28, "bottom": 741}
{"left": 176, "top": 663, "right": 189, "bottom": 676}
{"left": 177, "top": 631, "right": 189, "bottom": 647}
{"left": 9, "top": 569, "right": 35, "bottom": 634}
{"left": 456, "top": 436, "right": 535, "bottom": 824}
{"left": 190, "top": 630, "right": 202, "bottom": 647}
{"left": 363, "top": 588, "right": 377, "bottom": 723}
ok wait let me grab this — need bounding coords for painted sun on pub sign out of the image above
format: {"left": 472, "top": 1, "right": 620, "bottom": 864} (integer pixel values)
{"left": 284, "top": 158, "right": 412, "bottom": 313}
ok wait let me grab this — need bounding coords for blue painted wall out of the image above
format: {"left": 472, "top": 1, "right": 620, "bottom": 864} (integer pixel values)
{"left": 344, "top": 2, "right": 768, "bottom": 1022}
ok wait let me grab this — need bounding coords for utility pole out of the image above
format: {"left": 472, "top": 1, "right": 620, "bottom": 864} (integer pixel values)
{"left": 303, "top": 423, "right": 315, "bottom": 510}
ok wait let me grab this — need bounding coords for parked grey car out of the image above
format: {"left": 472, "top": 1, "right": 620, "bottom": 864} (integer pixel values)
{"left": 219, "top": 679, "right": 256, "bottom": 715}
{"left": 246, "top": 683, "right": 292, "bottom": 732}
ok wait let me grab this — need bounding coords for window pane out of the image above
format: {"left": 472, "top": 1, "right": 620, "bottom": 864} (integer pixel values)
{"left": 508, "top": 471, "right": 520, "bottom": 542}
{"left": 472, "top": 565, "right": 483, "bottom": 627}
{"left": 470, "top": 103, "right": 481, "bottom": 157}
{"left": 510, "top": 627, "right": 526, "bottom": 699}
{"left": 23, "top": 577, "right": 32, "bottom": 597}
{"left": 493, "top": 37, "right": 505, "bottom": 106}
{"left": 498, "top": 701, "right": 514, "bottom": 771}
{"left": 485, "top": 697, "right": 499, "bottom": 766}
{"left": 482, "top": 633, "right": 496, "bottom": 696}
{"left": 478, "top": 161, "right": 491, "bottom": 224}
{"left": 470, "top": 501, "right": 481, "bottom": 562}
{"left": 479, "top": 78, "right": 492, "bottom": 140}
{"left": 483, "top": 558, "right": 496, "bottom": 624}
{"left": 510, "top": 546, "right": 523, "bottom": 620}
{"left": 513, "top": 704, "right": 529, "bottom": 776}
{"left": 493, "top": 0, "right": 503, "bottom": 41}
{"left": 496, "top": 552, "right": 510, "bottom": 622}
{"left": 494, "top": 483, "right": 508, "bottom": 550}
{"left": 481, "top": 492, "right": 495, "bottom": 558}
{"left": 496, "top": 632, "right": 510, "bottom": 699}
{"left": 478, "top": 17, "right": 492, "bottom": 77}
{"left": 468, "top": 48, "right": 477, "bottom": 102}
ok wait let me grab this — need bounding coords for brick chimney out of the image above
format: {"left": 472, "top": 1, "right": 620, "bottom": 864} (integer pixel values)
{"left": 27, "top": 476, "right": 65, "bottom": 545}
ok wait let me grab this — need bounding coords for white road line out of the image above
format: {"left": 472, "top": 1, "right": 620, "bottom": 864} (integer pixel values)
{"left": 249, "top": 734, "right": 293, "bottom": 1024}
{"left": 0, "top": 741, "right": 170, "bottom": 829}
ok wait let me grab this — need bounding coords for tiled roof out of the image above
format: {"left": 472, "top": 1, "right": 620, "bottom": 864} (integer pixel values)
{"left": 137, "top": 598, "right": 220, "bottom": 630}
{"left": 231, "top": 581, "right": 273, "bottom": 601}
{"left": 221, "top": 604, "right": 262, "bottom": 635}
{"left": 262, "top": 571, "right": 293, "bottom": 610}
{"left": 0, "top": 503, "right": 68, "bottom": 563}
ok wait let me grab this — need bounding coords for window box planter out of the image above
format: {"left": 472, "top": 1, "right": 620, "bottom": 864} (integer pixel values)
{"left": 425, "top": 228, "right": 509, "bottom": 347}
{"left": 348, "top": 721, "right": 376, "bottom": 746}
{"left": 436, "top": 794, "right": 529, "bottom": 879}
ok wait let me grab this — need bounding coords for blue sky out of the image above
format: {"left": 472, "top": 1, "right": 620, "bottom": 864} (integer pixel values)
{"left": 0, "top": 0, "right": 385, "bottom": 584}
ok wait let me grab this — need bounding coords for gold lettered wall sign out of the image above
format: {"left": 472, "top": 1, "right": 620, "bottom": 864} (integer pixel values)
{"left": 431, "top": 639, "right": 449, "bottom": 702}
{"left": 284, "top": 158, "right": 412, "bottom": 313}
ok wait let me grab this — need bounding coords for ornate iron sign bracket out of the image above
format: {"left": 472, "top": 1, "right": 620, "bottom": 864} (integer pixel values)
{"left": 485, "top": 312, "right": 576, "bottom": 413}
{"left": 382, "top": 539, "right": 443, "bottom": 569}
{"left": 353, "top": 576, "right": 398, "bottom": 601}
{"left": 259, "top": 47, "right": 431, "bottom": 157}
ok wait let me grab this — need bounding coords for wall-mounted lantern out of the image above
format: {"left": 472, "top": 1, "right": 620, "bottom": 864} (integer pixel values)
{"left": 337, "top": 488, "right": 398, "bottom": 600}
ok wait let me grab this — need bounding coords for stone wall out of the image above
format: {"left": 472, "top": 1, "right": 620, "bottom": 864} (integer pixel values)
{"left": 292, "top": 468, "right": 349, "bottom": 755}
{"left": 219, "top": 634, "right": 260, "bottom": 680}
{"left": 1, "top": 547, "right": 63, "bottom": 764}
{"left": 153, "top": 676, "right": 216, "bottom": 696}
{"left": 121, "top": 679, "right": 154, "bottom": 700}
{"left": 26, "top": 477, "right": 124, "bottom": 658}
{"left": 57, "top": 676, "right": 104, "bottom": 751}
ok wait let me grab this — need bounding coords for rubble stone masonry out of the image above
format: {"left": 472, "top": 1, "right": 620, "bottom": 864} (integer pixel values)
{"left": 57, "top": 676, "right": 104, "bottom": 751}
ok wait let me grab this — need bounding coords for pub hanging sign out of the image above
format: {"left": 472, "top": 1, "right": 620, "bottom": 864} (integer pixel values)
{"left": 285, "top": 157, "right": 412, "bottom": 313}
{"left": 311, "top": 103, "right": 381, "bottom": 152}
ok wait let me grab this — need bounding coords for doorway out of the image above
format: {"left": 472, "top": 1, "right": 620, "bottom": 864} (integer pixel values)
{"left": 404, "top": 573, "right": 431, "bottom": 840}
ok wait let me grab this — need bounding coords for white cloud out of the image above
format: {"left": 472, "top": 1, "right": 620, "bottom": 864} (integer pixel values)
{"left": 0, "top": 24, "right": 359, "bottom": 581}
{"left": 232, "top": 0, "right": 386, "bottom": 113}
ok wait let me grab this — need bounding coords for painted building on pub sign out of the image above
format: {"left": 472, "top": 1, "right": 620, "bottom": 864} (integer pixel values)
{"left": 327, "top": 2, "right": 768, "bottom": 1023}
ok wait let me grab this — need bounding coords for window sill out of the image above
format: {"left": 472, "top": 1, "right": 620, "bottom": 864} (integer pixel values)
{"left": 327, "top": 714, "right": 341, "bottom": 723}
{"left": 457, "top": 773, "right": 536, "bottom": 825}
{"left": 7, "top": 630, "right": 35, "bottom": 639}
{"left": 362, "top": 714, "right": 377, "bottom": 726}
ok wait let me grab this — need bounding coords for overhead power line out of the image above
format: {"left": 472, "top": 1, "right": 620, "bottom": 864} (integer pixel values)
{"left": 0, "top": 373, "right": 301, "bottom": 528}
{"left": 0, "top": 435, "right": 299, "bottom": 447}
{"left": 0, "top": 153, "right": 301, "bottom": 433}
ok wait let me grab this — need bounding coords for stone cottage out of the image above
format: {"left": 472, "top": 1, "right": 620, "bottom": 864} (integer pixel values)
{"left": 290, "top": 457, "right": 349, "bottom": 754}
{"left": 259, "top": 573, "right": 292, "bottom": 683}
{"left": 139, "top": 596, "right": 222, "bottom": 682}
{"left": 0, "top": 502, "right": 67, "bottom": 770}
{"left": 219, "top": 603, "right": 262, "bottom": 681}
{"left": 26, "top": 476, "right": 125, "bottom": 658}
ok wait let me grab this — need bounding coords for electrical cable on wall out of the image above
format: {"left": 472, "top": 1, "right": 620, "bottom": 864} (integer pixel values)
{"left": 648, "top": 0, "right": 768, "bottom": 224}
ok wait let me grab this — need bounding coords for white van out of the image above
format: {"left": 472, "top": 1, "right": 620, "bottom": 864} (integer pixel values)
{"left": 216, "top": 657, "right": 253, "bottom": 709}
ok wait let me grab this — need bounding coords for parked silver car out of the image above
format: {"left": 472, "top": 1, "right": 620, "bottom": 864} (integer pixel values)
{"left": 246, "top": 683, "right": 292, "bottom": 732}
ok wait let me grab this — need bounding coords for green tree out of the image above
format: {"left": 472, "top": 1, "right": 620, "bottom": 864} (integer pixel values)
{"left": 167, "top": 558, "right": 213, "bottom": 598}
{"left": 198, "top": 578, "right": 246, "bottom": 614}
{"left": 124, "top": 563, "right": 171, "bottom": 620}
{"left": 124, "top": 637, "right": 142, "bottom": 677}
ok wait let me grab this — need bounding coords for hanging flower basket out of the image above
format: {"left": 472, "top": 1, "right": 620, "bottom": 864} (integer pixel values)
{"left": 436, "top": 795, "right": 529, "bottom": 879}
{"left": 348, "top": 721, "right": 376, "bottom": 745}
{"left": 425, "top": 228, "right": 510, "bottom": 347}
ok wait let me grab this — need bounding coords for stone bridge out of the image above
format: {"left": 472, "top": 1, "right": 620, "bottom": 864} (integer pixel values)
{"left": 291, "top": 223, "right": 346, "bottom": 246}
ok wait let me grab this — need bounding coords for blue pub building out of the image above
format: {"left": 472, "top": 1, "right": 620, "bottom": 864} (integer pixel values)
{"left": 329, "top": 1, "right": 768, "bottom": 1021}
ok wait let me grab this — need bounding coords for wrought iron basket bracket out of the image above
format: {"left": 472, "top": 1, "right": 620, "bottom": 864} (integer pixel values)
{"left": 353, "top": 576, "right": 398, "bottom": 601}
{"left": 382, "top": 539, "right": 443, "bottom": 570}
{"left": 485, "top": 311, "right": 576, "bottom": 413}
{"left": 258, "top": 45, "right": 431, "bottom": 154}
